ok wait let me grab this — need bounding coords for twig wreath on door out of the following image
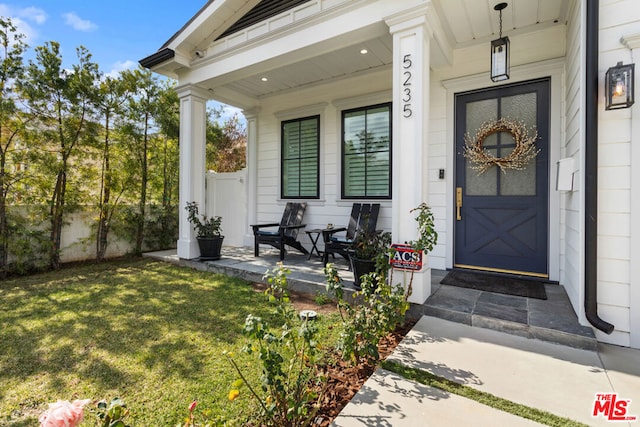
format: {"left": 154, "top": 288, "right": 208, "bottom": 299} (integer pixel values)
{"left": 463, "top": 118, "right": 540, "bottom": 174}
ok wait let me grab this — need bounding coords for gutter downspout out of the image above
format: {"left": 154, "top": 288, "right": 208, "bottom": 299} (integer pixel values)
{"left": 585, "top": 0, "right": 614, "bottom": 334}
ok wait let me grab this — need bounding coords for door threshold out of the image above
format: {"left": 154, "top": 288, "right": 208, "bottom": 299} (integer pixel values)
{"left": 453, "top": 263, "right": 549, "bottom": 279}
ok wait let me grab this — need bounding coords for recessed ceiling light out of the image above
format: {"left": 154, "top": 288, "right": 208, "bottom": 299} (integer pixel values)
{"left": 360, "top": 49, "right": 368, "bottom": 54}
{"left": 261, "top": 77, "right": 268, "bottom": 82}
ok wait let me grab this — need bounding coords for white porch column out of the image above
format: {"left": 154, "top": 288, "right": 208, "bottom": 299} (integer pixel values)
{"left": 243, "top": 110, "right": 259, "bottom": 246}
{"left": 176, "top": 85, "right": 209, "bottom": 259}
{"left": 386, "top": 6, "right": 432, "bottom": 304}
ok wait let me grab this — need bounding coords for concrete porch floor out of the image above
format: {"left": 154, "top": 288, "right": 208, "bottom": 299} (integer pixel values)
{"left": 144, "top": 246, "right": 597, "bottom": 350}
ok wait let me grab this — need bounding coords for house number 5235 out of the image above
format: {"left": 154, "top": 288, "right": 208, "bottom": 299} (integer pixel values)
{"left": 402, "top": 54, "right": 412, "bottom": 118}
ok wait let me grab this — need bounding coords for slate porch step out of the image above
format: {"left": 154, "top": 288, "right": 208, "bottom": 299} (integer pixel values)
{"left": 413, "top": 279, "right": 598, "bottom": 351}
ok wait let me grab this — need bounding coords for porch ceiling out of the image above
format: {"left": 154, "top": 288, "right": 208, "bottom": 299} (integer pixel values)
{"left": 435, "top": 0, "right": 569, "bottom": 48}
{"left": 187, "top": 0, "right": 569, "bottom": 106}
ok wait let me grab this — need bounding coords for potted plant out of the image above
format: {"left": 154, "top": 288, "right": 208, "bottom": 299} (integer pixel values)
{"left": 185, "top": 201, "right": 224, "bottom": 260}
{"left": 349, "top": 227, "right": 391, "bottom": 289}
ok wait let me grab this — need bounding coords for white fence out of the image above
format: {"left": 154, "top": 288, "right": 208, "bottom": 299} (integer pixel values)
{"left": 5, "top": 169, "right": 247, "bottom": 268}
{"left": 205, "top": 169, "right": 247, "bottom": 247}
{"left": 60, "top": 211, "right": 134, "bottom": 262}
{"left": 5, "top": 208, "right": 139, "bottom": 265}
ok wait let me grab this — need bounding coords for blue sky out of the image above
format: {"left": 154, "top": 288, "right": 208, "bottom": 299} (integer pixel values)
{"left": 1, "top": 1, "right": 205, "bottom": 76}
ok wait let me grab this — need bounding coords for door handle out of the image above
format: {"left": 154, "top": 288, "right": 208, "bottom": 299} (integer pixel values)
{"left": 456, "top": 187, "right": 462, "bottom": 221}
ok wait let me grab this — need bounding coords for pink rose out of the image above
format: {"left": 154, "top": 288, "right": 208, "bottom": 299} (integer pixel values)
{"left": 39, "top": 399, "right": 91, "bottom": 427}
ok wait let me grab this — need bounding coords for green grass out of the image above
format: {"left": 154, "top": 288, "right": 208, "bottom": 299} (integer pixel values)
{"left": 381, "top": 360, "right": 590, "bottom": 427}
{"left": 0, "top": 258, "right": 342, "bottom": 426}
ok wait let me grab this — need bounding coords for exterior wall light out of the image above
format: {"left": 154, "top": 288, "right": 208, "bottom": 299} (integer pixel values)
{"left": 491, "top": 3, "right": 510, "bottom": 82}
{"left": 605, "top": 61, "right": 635, "bottom": 110}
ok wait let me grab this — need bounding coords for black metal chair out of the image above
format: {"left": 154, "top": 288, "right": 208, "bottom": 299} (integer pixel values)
{"left": 322, "top": 203, "right": 380, "bottom": 266}
{"left": 252, "top": 202, "right": 308, "bottom": 260}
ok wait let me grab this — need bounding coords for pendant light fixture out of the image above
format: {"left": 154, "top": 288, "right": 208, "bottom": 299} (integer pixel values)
{"left": 491, "top": 2, "right": 510, "bottom": 82}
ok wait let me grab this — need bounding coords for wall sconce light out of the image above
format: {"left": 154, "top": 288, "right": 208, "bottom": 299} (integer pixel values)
{"left": 605, "top": 61, "right": 635, "bottom": 110}
{"left": 491, "top": 3, "right": 510, "bottom": 82}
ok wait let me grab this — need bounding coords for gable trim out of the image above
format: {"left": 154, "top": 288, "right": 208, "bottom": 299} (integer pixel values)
{"left": 218, "top": 0, "right": 312, "bottom": 40}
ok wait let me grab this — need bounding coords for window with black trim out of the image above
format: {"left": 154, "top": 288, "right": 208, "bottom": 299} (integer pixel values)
{"left": 342, "top": 103, "right": 392, "bottom": 199}
{"left": 281, "top": 115, "right": 320, "bottom": 199}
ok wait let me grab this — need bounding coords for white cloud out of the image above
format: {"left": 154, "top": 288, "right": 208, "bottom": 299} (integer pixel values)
{"left": 0, "top": 4, "right": 47, "bottom": 43}
{"left": 209, "top": 103, "right": 246, "bottom": 126}
{"left": 221, "top": 105, "right": 244, "bottom": 119}
{"left": 105, "top": 60, "right": 137, "bottom": 78}
{"left": 21, "top": 6, "right": 46, "bottom": 24}
{"left": 63, "top": 11, "right": 97, "bottom": 32}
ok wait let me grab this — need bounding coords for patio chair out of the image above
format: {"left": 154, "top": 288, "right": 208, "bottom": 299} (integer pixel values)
{"left": 252, "top": 202, "right": 308, "bottom": 260}
{"left": 322, "top": 203, "right": 380, "bottom": 266}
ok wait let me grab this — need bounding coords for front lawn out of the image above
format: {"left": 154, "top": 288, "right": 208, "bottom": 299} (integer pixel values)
{"left": 0, "top": 258, "right": 341, "bottom": 426}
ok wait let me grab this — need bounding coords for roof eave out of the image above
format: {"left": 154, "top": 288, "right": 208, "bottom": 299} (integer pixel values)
{"left": 139, "top": 47, "right": 176, "bottom": 69}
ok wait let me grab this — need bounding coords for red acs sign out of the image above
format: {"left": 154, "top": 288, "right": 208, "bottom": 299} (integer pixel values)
{"left": 389, "top": 244, "right": 423, "bottom": 271}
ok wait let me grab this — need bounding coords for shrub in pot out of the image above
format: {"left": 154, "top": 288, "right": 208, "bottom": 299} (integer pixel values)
{"left": 185, "top": 201, "right": 224, "bottom": 260}
{"left": 349, "top": 227, "right": 391, "bottom": 289}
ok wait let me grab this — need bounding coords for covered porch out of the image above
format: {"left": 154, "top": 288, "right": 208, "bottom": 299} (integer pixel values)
{"left": 148, "top": 0, "right": 573, "bottom": 306}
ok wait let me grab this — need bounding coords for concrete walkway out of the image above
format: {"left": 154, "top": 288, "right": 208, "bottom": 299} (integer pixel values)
{"left": 332, "top": 316, "right": 640, "bottom": 426}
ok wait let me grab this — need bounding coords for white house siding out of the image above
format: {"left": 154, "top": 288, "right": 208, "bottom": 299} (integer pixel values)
{"left": 562, "top": 0, "right": 585, "bottom": 331}
{"left": 426, "top": 79, "right": 448, "bottom": 271}
{"left": 251, "top": 68, "right": 393, "bottom": 251}
{"left": 248, "top": 6, "right": 577, "bottom": 283}
{"left": 593, "top": 0, "right": 640, "bottom": 347}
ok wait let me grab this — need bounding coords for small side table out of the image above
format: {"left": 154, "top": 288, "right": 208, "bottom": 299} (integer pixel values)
{"left": 305, "top": 229, "right": 324, "bottom": 259}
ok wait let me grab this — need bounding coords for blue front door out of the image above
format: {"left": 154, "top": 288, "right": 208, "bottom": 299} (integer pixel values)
{"left": 454, "top": 78, "right": 549, "bottom": 277}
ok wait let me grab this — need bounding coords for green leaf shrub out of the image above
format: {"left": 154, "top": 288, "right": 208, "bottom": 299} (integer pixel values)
{"left": 324, "top": 264, "right": 409, "bottom": 366}
{"left": 324, "top": 203, "right": 437, "bottom": 367}
{"left": 225, "top": 263, "right": 326, "bottom": 426}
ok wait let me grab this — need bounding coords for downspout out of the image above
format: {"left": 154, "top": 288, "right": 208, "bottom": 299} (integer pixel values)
{"left": 585, "top": 0, "right": 614, "bottom": 334}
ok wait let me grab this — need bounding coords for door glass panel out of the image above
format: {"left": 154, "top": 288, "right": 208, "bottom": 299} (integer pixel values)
{"left": 466, "top": 99, "right": 497, "bottom": 196}
{"left": 500, "top": 92, "right": 537, "bottom": 196}
{"left": 501, "top": 164, "right": 536, "bottom": 195}
{"left": 466, "top": 99, "right": 497, "bottom": 133}
{"left": 467, "top": 148, "right": 498, "bottom": 195}
{"left": 502, "top": 92, "right": 536, "bottom": 128}
{"left": 464, "top": 92, "right": 538, "bottom": 196}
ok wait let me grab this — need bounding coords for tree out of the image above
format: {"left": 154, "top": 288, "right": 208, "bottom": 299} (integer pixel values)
{"left": 18, "top": 42, "right": 99, "bottom": 269}
{"left": 0, "top": 18, "right": 27, "bottom": 276}
{"left": 153, "top": 80, "right": 179, "bottom": 209}
{"left": 93, "top": 73, "right": 132, "bottom": 261}
{"left": 120, "top": 67, "right": 160, "bottom": 255}
{"left": 144, "top": 80, "right": 179, "bottom": 250}
{"left": 206, "top": 107, "right": 247, "bottom": 172}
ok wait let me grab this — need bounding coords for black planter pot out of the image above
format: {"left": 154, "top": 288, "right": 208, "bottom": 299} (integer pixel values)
{"left": 197, "top": 236, "right": 224, "bottom": 260}
{"left": 350, "top": 256, "right": 376, "bottom": 290}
